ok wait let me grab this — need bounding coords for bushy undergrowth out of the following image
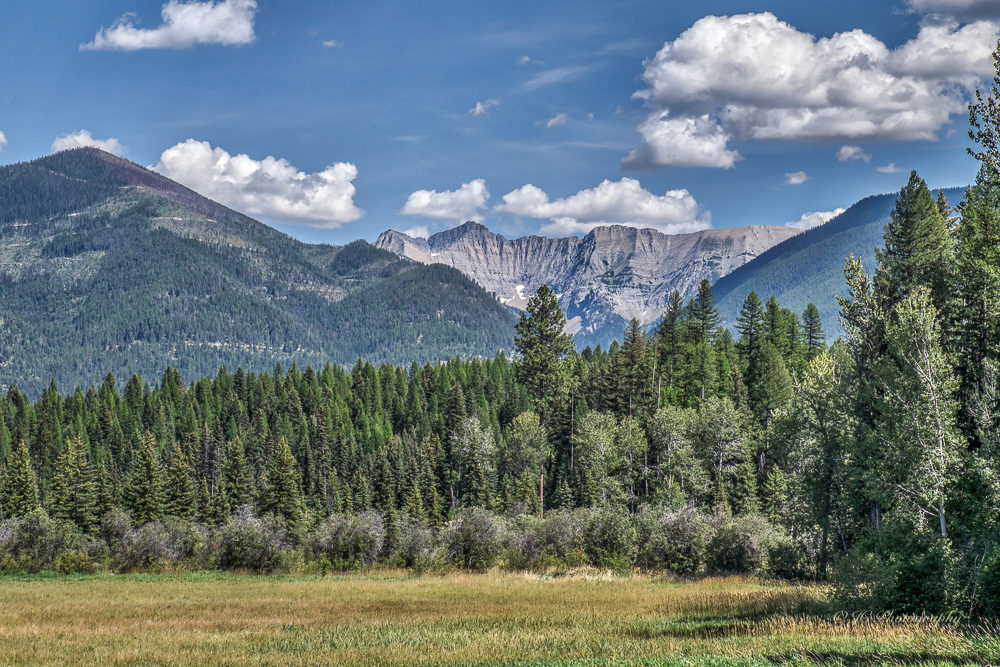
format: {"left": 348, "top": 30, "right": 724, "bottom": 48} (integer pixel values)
{"left": 0, "top": 505, "right": 804, "bottom": 577}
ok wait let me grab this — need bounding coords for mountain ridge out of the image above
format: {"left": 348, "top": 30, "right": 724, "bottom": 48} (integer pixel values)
{"left": 0, "top": 148, "right": 518, "bottom": 395}
{"left": 376, "top": 221, "right": 801, "bottom": 346}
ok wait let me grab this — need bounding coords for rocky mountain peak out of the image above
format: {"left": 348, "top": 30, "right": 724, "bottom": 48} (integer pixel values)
{"left": 374, "top": 221, "right": 801, "bottom": 346}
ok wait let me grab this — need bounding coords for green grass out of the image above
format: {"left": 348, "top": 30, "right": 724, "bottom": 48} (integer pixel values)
{"left": 0, "top": 572, "right": 996, "bottom": 665}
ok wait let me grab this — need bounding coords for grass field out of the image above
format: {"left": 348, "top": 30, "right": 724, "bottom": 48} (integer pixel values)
{"left": 0, "top": 572, "right": 998, "bottom": 665}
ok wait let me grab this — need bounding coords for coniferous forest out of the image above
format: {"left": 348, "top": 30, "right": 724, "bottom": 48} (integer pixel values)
{"left": 6, "top": 35, "right": 1000, "bottom": 629}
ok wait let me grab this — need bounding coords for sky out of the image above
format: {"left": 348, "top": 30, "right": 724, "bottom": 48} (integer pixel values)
{"left": 2, "top": 0, "right": 999, "bottom": 244}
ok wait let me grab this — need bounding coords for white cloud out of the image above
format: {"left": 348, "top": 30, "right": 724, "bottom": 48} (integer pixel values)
{"left": 785, "top": 171, "right": 809, "bottom": 185}
{"left": 626, "top": 12, "right": 999, "bottom": 168}
{"left": 51, "top": 130, "right": 126, "bottom": 155}
{"left": 0, "top": 131, "right": 6, "bottom": 152}
{"left": 877, "top": 163, "right": 905, "bottom": 173}
{"left": 908, "top": 0, "right": 1000, "bottom": 17}
{"left": 837, "top": 145, "right": 872, "bottom": 162}
{"left": 82, "top": 0, "right": 257, "bottom": 51}
{"left": 322, "top": 39, "right": 339, "bottom": 48}
{"left": 523, "top": 65, "right": 594, "bottom": 90}
{"left": 517, "top": 55, "right": 542, "bottom": 65}
{"left": 785, "top": 208, "right": 846, "bottom": 230}
{"left": 153, "top": 139, "right": 362, "bottom": 228}
{"left": 402, "top": 225, "right": 430, "bottom": 239}
{"left": 469, "top": 99, "right": 499, "bottom": 116}
{"left": 401, "top": 179, "right": 490, "bottom": 221}
{"left": 624, "top": 113, "right": 741, "bottom": 169}
{"left": 495, "top": 178, "right": 710, "bottom": 236}
{"left": 546, "top": 113, "right": 569, "bottom": 128}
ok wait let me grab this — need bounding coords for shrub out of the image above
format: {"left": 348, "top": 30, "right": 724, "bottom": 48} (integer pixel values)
{"left": 393, "top": 517, "right": 436, "bottom": 569}
{"left": 307, "top": 511, "right": 385, "bottom": 568}
{"left": 634, "top": 506, "right": 713, "bottom": 574}
{"left": 115, "top": 522, "right": 173, "bottom": 572}
{"left": 0, "top": 509, "right": 89, "bottom": 571}
{"left": 539, "top": 509, "right": 588, "bottom": 566}
{"left": 444, "top": 508, "right": 505, "bottom": 569}
{"left": 217, "top": 508, "right": 287, "bottom": 573}
{"left": 504, "top": 514, "right": 545, "bottom": 570}
{"left": 708, "top": 514, "right": 795, "bottom": 576}
{"left": 583, "top": 508, "right": 636, "bottom": 569}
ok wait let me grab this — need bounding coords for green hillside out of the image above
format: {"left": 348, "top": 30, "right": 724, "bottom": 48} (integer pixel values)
{"left": 0, "top": 148, "right": 517, "bottom": 395}
{"left": 712, "top": 185, "right": 967, "bottom": 337}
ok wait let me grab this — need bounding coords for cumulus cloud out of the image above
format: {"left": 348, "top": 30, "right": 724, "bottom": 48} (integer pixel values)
{"left": 322, "top": 39, "right": 339, "bottom": 48}
{"left": 546, "top": 113, "right": 569, "bottom": 128}
{"left": 837, "top": 145, "right": 872, "bottom": 162}
{"left": 469, "top": 99, "right": 499, "bottom": 116}
{"left": 785, "top": 171, "right": 809, "bottom": 185}
{"left": 51, "top": 130, "right": 126, "bottom": 155}
{"left": 624, "top": 113, "right": 740, "bottom": 169}
{"left": 0, "top": 131, "right": 6, "bottom": 152}
{"left": 401, "top": 179, "right": 490, "bottom": 221}
{"left": 495, "top": 177, "right": 710, "bottom": 236}
{"left": 153, "top": 139, "right": 362, "bottom": 227}
{"left": 626, "top": 12, "right": 1000, "bottom": 169}
{"left": 517, "top": 55, "right": 542, "bottom": 65}
{"left": 908, "top": 0, "right": 1000, "bottom": 17}
{"left": 82, "top": 0, "right": 257, "bottom": 51}
{"left": 402, "top": 225, "right": 430, "bottom": 239}
{"left": 877, "top": 163, "right": 904, "bottom": 173}
{"left": 785, "top": 208, "right": 846, "bottom": 230}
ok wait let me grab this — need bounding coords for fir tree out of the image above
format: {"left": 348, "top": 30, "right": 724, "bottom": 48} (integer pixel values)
{"left": 48, "top": 436, "right": 97, "bottom": 533}
{"left": 164, "top": 442, "right": 195, "bottom": 519}
{"left": 124, "top": 432, "right": 164, "bottom": 525}
{"left": 261, "top": 437, "right": 305, "bottom": 537}
{"left": 1, "top": 440, "right": 38, "bottom": 519}
{"left": 514, "top": 285, "right": 574, "bottom": 426}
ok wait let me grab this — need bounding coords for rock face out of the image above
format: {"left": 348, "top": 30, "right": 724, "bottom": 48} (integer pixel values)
{"left": 375, "top": 221, "right": 801, "bottom": 346}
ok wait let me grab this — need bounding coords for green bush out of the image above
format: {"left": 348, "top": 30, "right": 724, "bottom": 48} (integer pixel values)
{"left": 634, "top": 507, "right": 713, "bottom": 574}
{"left": 444, "top": 508, "right": 505, "bottom": 570}
{"left": 583, "top": 509, "right": 636, "bottom": 569}
{"left": 217, "top": 509, "right": 287, "bottom": 573}
{"left": 307, "top": 511, "right": 385, "bottom": 568}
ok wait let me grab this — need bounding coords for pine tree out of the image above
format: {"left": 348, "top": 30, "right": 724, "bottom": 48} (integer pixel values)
{"left": 656, "top": 290, "right": 685, "bottom": 406}
{"left": 164, "top": 442, "right": 195, "bottom": 519}
{"left": 261, "top": 437, "right": 305, "bottom": 538}
{"left": 221, "top": 437, "right": 253, "bottom": 511}
{"left": 802, "top": 303, "right": 825, "bottom": 360}
{"left": 124, "top": 432, "right": 164, "bottom": 525}
{"left": 1, "top": 440, "right": 38, "bottom": 518}
{"left": 763, "top": 466, "right": 790, "bottom": 528}
{"left": 875, "top": 171, "right": 953, "bottom": 315}
{"left": 514, "top": 285, "right": 574, "bottom": 426}
{"left": 48, "top": 436, "right": 97, "bottom": 532}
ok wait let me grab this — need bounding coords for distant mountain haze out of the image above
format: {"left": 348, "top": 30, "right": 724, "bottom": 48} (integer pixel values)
{"left": 376, "top": 221, "right": 800, "bottom": 347}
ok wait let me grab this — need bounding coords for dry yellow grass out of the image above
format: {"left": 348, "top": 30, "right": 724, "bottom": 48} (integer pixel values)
{"left": 0, "top": 572, "right": 995, "bottom": 665}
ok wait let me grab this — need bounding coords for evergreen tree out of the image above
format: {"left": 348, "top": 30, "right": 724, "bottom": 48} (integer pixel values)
{"left": 514, "top": 285, "right": 574, "bottom": 426}
{"left": 124, "top": 432, "right": 164, "bottom": 525}
{"left": 48, "top": 436, "right": 97, "bottom": 532}
{"left": 802, "top": 303, "right": 826, "bottom": 360}
{"left": 164, "top": 442, "right": 195, "bottom": 519}
{"left": 261, "top": 437, "right": 305, "bottom": 538}
{"left": 221, "top": 436, "right": 253, "bottom": 510}
{"left": 1, "top": 440, "right": 38, "bottom": 518}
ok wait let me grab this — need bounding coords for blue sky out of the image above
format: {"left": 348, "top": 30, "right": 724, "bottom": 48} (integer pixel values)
{"left": 1, "top": 0, "right": 996, "bottom": 244}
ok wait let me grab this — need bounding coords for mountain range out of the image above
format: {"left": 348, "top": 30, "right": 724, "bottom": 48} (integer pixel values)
{"left": 376, "top": 222, "right": 800, "bottom": 346}
{"left": 0, "top": 147, "right": 967, "bottom": 395}
{"left": 0, "top": 148, "right": 517, "bottom": 395}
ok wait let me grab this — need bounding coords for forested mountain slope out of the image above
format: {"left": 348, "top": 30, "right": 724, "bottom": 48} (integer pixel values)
{"left": 712, "top": 186, "right": 966, "bottom": 336}
{"left": 0, "top": 148, "right": 517, "bottom": 395}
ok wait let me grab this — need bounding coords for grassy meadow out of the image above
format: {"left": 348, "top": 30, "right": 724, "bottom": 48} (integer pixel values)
{"left": 0, "top": 572, "right": 998, "bottom": 665}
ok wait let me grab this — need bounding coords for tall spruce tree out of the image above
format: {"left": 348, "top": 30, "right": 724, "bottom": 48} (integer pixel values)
{"left": 49, "top": 436, "right": 97, "bottom": 533}
{"left": 261, "top": 437, "right": 305, "bottom": 538}
{"left": 514, "top": 285, "right": 574, "bottom": 426}
{"left": 124, "top": 432, "right": 164, "bottom": 525}
{"left": 1, "top": 440, "right": 39, "bottom": 519}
